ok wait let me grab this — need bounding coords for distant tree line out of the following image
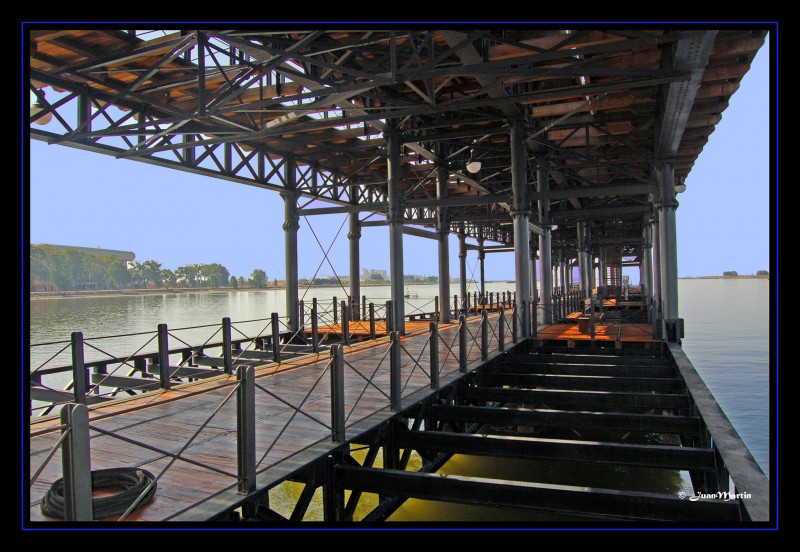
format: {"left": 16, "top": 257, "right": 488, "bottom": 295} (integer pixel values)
{"left": 30, "top": 245, "right": 271, "bottom": 291}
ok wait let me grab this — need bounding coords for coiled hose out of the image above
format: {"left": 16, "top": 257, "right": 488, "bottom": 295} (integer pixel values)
{"left": 41, "top": 468, "right": 157, "bottom": 520}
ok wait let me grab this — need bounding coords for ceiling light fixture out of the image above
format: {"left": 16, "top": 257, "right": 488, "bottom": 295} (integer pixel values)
{"left": 466, "top": 148, "right": 481, "bottom": 173}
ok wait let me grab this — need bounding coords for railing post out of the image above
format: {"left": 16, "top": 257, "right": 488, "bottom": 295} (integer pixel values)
{"left": 362, "top": 295, "right": 367, "bottom": 321}
{"left": 271, "top": 312, "right": 281, "bottom": 363}
{"left": 236, "top": 365, "right": 256, "bottom": 498}
{"left": 222, "top": 317, "right": 233, "bottom": 375}
{"left": 386, "top": 300, "right": 394, "bottom": 333}
{"left": 390, "top": 331, "right": 401, "bottom": 411}
{"left": 70, "top": 332, "right": 87, "bottom": 404}
{"left": 311, "top": 307, "right": 319, "bottom": 353}
{"left": 157, "top": 323, "right": 171, "bottom": 390}
{"left": 60, "top": 403, "right": 92, "bottom": 521}
{"left": 489, "top": 292, "right": 494, "bottom": 312}
{"left": 333, "top": 296, "right": 338, "bottom": 324}
{"left": 458, "top": 314, "right": 467, "bottom": 373}
{"left": 330, "top": 345, "right": 346, "bottom": 442}
{"left": 453, "top": 294, "right": 458, "bottom": 318}
{"left": 429, "top": 322, "right": 439, "bottom": 389}
{"left": 369, "top": 303, "right": 376, "bottom": 340}
{"left": 434, "top": 295, "right": 440, "bottom": 321}
{"left": 498, "top": 306, "right": 505, "bottom": 352}
{"left": 589, "top": 296, "right": 596, "bottom": 340}
{"left": 341, "top": 300, "right": 350, "bottom": 346}
{"left": 481, "top": 309, "right": 488, "bottom": 359}
{"left": 512, "top": 303, "right": 518, "bottom": 343}
{"left": 299, "top": 300, "right": 305, "bottom": 330}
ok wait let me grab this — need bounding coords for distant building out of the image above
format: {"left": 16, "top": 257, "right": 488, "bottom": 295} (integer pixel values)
{"left": 32, "top": 244, "right": 136, "bottom": 291}
{"left": 35, "top": 244, "right": 136, "bottom": 268}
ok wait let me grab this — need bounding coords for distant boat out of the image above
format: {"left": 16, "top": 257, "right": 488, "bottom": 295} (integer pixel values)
{"left": 404, "top": 286, "right": 418, "bottom": 299}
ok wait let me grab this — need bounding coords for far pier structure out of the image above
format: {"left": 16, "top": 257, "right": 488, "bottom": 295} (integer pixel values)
{"left": 28, "top": 28, "right": 770, "bottom": 523}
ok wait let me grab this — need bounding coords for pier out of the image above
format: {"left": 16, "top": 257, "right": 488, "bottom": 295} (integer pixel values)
{"left": 27, "top": 27, "right": 770, "bottom": 524}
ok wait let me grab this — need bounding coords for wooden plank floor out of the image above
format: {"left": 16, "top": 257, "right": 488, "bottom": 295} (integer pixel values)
{"left": 29, "top": 313, "right": 513, "bottom": 522}
{"left": 535, "top": 321, "right": 659, "bottom": 343}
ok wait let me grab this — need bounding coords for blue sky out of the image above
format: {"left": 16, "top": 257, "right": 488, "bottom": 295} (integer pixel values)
{"left": 28, "top": 35, "right": 771, "bottom": 282}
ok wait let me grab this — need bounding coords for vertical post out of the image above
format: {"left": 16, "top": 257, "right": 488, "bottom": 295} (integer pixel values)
{"left": 458, "top": 225, "right": 467, "bottom": 315}
{"left": 311, "top": 308, "right": 319, "bottom": 352}
{"left": 429, "top": 322, "right": 439, "bottom": 389}
{"left": 453, "top": 294, "right": 459, "bottom": 319}
{"left": 481, "top": 310, "right": 488, "bottom": 359}
{"left": 387, "top": 126, "right": 405, "bottom": 335}
{"left": 71, "top": 332, "right": 87, "bottom": 404}
{"left": 658, "top": 162, "right": 680, "bottom": 339}
{"left": 385, "top": 300, "right": 394, "bottom": 333}
{"left": 236, "top": 366, "right": 256, "bottom": 497}
{"left": 157, "top": 323, "right": 170, "bottom": 390}
{"left": 271, "top": 312, "right": 281, "bottom": 363}
{"left": 341, "top": 300, "right": 350, "bottom": 346}
{"left": 498, "top": 306, "right": 505, "bottom": 352}
{"left": 60, "top": 403, "right": 92, "bottom": 521}
{"left": 434, "top": 296, "right": 440, "bottom": 321}
{"left": 330, "top": 345, "right": 345, "bottom": 442}
{"left": 282, "top": 155, "right": 299, "bottom": 334}
{"left": 458, "top": 314, "right": 467, "bottom": 372}
{"left": 589, "top": 296, "right": 596, "bottom": 340}
{"left": 333, "top": 296, "right": 338, "bottom": 324}
{"left": 436, "top": 154, "right": 452, "bottom": 323}
{"left": 298, "top": 300, "right": 305, "bottom": 330}
{"left": 530, "top": 245, "right": 538, "bottom": 334}
{"left": 222, "top": 317, "right": 233, "bottom": 375}
{"left": 478, "top": 234, "right": 486, "bottom": 304}
{"left": 652, "top": 216, "right": 662, "bottom": 330}
{"left": 390, "top": 331, "right": 401, "bottom": 411}
{"left": 489, "top": 292, "right": 494, "bottom": 312}
{"left": 510, "top": 119, "right": 531, "bottom": 338}
{"left": 537, "top": 154, "right": 552, "bottom": 326}
{"left": 369, "top": 303, "right": 376, "bottom": 339}
{"left": 512, "top": 303, "right": 518, "bottom": 343}
{"left": 362, "top": 295, "right": 367, "bottom": 321}
{"left": 349, "top": 188, "right": 361, "bottom": 321}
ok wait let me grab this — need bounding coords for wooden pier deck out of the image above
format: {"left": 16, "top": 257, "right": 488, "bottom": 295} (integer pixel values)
{"left": 535, "top": 322, "right": 659, "bottom": 345}
{"left": 29, "top": 314, "right": 497, "bottom": 522}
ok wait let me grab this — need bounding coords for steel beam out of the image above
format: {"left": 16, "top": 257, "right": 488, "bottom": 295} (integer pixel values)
{"left": 458, "top": 225, "right": 467, "bottom": 312}
{"left": 431, "top": 404, "right": 698, "bottom": 434}
{"left": 530, "top": 183, "right": 654, "bottom": 201}
{"left": 335, "top": 466, "right": 739, "bottom": 521}
{"left": 395, "top": 430, "right": 714, "bottom": 471}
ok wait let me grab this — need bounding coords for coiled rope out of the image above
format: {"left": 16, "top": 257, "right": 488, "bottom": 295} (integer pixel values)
{"left": 41, "top": 468, "right": 157, "bottom": 519}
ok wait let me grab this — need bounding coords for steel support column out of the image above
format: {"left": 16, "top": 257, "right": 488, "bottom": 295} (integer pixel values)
{"left": 658, "top": 162, "right": 680, "bottom": 337}
{"left": 437, "top": 160, "right": 451, "bottom": 323}
{"left": 478, "top": 235, "right": 486, "bottom": 304}
{"left": 537, "top": 158, "right": 552, "bottom": 325}
{"left": 530, "top": 244, "right": 538, "bottom": 333}
{"left": 511, "top": 120, "right": 531, "bottom": 335}
{"left": 282, "top": 156, "right": 299, "bottom": 334}
{"left": 387, "top": 128, "right": 405, "bottom": 334}
{"left": 651, "top": 216, "right": 662, "bottom": 326}
{"left": 642, "top": 221, "right": 654, "bottom": 304}
{"left": 459, "top": 224, "right": 467, "bottom": 313}
{"left": 348, "top": 185, "right": 361, "bottom": 321}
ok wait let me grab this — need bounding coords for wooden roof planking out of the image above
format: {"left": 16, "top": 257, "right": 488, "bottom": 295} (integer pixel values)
{"left": 28, "top": 28, "right": 768, "bottom": 250}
